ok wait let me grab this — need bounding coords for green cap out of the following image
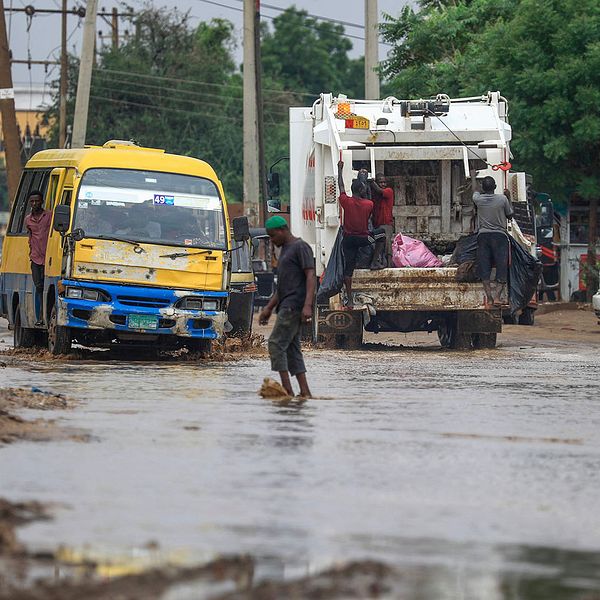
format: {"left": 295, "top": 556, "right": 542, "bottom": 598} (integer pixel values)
{"left": 265, "top": 215, "right": 288, "bottom": 230}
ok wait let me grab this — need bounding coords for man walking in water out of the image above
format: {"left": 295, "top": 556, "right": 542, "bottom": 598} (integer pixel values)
{"left": 472, "top": 174, "right": 514, "bottom": 306}
{"left": 259, "top": 216, "right": 315, "bottom": 398}
{"left": 24, "top": 190, "right": 51, "bottom": 324}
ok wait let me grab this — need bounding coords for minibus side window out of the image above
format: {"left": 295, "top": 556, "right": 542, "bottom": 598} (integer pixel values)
{"left": 8, "top": 171, "right": 35, "bottom": 234}
{"left": 18, "top": 170, "right": 51, "bottom": 234}
{"left": 8, "top": 169, "right": 52, "bottom": 235}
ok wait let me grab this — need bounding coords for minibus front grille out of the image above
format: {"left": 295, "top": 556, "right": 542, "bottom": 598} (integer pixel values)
{"left": 117, "top": 295, "right": 171, "bottom": 308}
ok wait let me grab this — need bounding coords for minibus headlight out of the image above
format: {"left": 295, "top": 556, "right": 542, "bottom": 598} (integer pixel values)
{"left": 65, "top": 286, "right": 109, "bottom": 301}
{"left": 66, "top": 287, "right": 83, "bottom": 299}
{"left": 182, "top": 298, "right": 204, "bottom": 310}
{"left": 203, "top": 300, "right": 218, "bottom": 311}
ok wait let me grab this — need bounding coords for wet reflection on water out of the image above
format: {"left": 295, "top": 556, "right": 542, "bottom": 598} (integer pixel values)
{"left": 1, "top": 343, "right": 600, "bottom": 598}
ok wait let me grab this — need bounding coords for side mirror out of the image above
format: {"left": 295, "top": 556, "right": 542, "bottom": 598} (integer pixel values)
{"left": 267, "top": 172, "right": 280, "bottom": 198}
{"left": 53, "top": 204, "right": 71, "bottom": 234}
{"left": 232, "top": 216, "right": 250, "bottom": 242}
{"left": 71, "top": 228, "right": 85, "bottom": 241}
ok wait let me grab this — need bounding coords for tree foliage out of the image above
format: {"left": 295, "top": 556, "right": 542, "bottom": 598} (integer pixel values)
{"left": 381, "top": 0, "right": 600, "bottom": 203}
{"left": 42, "top": 6, "right": 363, "bottom": 205}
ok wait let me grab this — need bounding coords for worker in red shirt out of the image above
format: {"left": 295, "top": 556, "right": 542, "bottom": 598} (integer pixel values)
{"left": 369, "top": 173, "right": 395, "bottom": 268}
{"left": 24, "top": 191, "right": 52, "bottom": 325}
{"left": 337, "top": 160, "right": 377, "bottom": 308}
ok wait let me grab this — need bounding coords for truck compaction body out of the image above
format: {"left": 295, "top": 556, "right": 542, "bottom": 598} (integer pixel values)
{"left": 289, "top": 92, "right": 533, "bottom": 348}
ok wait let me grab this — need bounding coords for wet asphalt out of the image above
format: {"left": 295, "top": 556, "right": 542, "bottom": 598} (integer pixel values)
{"left": 1, "top": 331, "right": 600, "bottom": 599}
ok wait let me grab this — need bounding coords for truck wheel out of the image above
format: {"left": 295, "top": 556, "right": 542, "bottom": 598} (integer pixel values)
{"left": 518, "top": 307, "right": 535, "bottom": 326}
{"left": 14, "top": 304, "right": 35, "bottom": 348}
{"left": 472, "top": 333, "right": 497, "bottom": 349}
{"left": 437, "top": 320, "right": 472, "bottom": 350}
{"left": 48, "top": 305, "right": 72, "bottom": 355}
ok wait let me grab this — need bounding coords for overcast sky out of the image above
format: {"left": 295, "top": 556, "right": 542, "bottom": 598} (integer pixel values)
{"left": 6, "top": 0, "right": 410, "bottom": 100}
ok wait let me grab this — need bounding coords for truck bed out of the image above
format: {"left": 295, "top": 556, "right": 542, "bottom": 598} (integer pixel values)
{"left": 352, "top": 267, "right": 487, "bottom": 312}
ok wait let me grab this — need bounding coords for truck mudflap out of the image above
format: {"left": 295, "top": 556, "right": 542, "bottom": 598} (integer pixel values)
{"left": 351, "top": 267, "right": 488, "bottom": 311}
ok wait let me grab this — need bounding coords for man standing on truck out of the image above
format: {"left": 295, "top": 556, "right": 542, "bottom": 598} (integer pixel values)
{"left": 472, "top": 175, "right": 514, "bottom": 306}
{"left": 259, "top": 215, "right": 315, "bottom": 398}
{"left": 369, "top": 173, "right": 395, "bottom": 268}
{"left": 24, "top": 190, "right": 51, "bottom": 325}
{"left": 337, "top": 161, "right": 384, "bottom": 307}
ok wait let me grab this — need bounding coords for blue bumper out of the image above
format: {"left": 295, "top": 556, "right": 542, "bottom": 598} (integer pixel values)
{"left": 57, "top": 281, "right": 228, "bottom": 339}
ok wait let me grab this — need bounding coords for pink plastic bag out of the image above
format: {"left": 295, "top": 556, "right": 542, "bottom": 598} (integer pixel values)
{"left": 392, "top": 234, "right": 443, "bottom": 268}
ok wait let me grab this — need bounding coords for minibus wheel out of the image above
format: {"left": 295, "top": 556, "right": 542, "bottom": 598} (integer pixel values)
{"left": 14, "top": 304, "right": 35, "bottom": 348}
{"left": 48, "top": 305, "right": 72, "bottom": 355}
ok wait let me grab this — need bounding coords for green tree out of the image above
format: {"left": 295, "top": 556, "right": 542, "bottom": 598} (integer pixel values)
{"left": 382, "top": 0, "right": 600, "bottom": 295}
{"left": 261, "top": 7, "right": 364, "bottom": 98}
{"left": 46, "top": 9, "right": 246, "bottom": 201}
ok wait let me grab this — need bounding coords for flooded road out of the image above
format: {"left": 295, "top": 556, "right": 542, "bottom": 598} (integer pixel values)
{"left": 1, "top": 320, "right": 600, "bottom": 598}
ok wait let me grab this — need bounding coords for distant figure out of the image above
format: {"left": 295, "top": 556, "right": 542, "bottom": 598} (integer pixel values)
{"left": 472, "top": 174, "right": 514, "bottom": 306}
{"left": 24, "top": 190, "right": 51, "bottom": 325}
{"left": 337, "top": 160, "right": 383, "bottom": 307}
{"left": 259, "top": 215, "right": 315, "bottom": 398}
{"left": 370, "top": 173, "right": 395, "bottom": 267}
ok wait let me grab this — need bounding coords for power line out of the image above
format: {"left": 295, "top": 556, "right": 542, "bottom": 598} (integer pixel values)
{"left": 92, "top": 72, "right": 304, "bottom": 109}
{"left": 95, "top": 67, "right": 318, "bottom": 99}
{"left": 192, "top": 0, "right": 368, "bottom": 43}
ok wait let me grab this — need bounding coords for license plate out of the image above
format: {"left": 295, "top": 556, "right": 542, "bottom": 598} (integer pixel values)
{"left": 127, "top": 314, "right": 159, "bottom": 330}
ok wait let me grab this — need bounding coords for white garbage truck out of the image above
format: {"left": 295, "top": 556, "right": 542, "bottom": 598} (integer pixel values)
{"left": 285, "top": 92, "right": 534, "bottom": 349}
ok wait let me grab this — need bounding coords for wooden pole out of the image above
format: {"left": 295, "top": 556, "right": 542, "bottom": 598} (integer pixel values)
{"left": 0, "top": 0, "right": 22, "bottom": 205}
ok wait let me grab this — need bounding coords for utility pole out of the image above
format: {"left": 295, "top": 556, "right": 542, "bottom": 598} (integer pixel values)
{"left": 0, "top": 0, "right": 22, "bottom": 205}
{"left": 71, "top": 0, "right": 98, "bottom": 148}
{"left": 111, "top": 7, "right": 119, "bottom": 50}
{"left": 364, "top": 0, "right": 380, "bottom": 100}
{"left": 254, "top": 0, "right": 267, "bottom": 226}
{"left": 59, "top": 0, "right": 68, "bottom": 148}
{"left": 243, "top": 0, "right": 260, "bottom": 227}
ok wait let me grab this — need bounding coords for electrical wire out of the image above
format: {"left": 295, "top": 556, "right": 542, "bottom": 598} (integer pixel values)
{"left": 95, "top": 67, "right": 318, "bottom": 99}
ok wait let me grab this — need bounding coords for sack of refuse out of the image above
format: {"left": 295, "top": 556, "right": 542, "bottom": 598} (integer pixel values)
{"left": 392, "top": 234, "right": 443, "bottom": 268}
{"left": 317, "top": 228, "right": 345, "bottom": 304}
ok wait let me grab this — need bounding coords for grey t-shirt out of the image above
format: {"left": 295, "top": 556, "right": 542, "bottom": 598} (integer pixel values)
{"left": 276, "top": 238, "right": 315, "bottom": 311}
{"left": 472, "top": 192, "right": 514, "bottom": 234}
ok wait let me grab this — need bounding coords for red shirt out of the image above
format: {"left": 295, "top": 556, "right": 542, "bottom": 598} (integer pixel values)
{"left": 25, "top": 210, "right": 52, "bottom": 265}
{"left": 339, "top": 192, "right": 373, "bottom": 237}
{"left": 373, "top": 187, "right": 394, "bottom": 227}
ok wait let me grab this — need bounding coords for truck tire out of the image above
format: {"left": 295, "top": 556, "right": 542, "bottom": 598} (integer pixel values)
{"left": 518, "top": 307, "right": 535, "bottom": 326}
{"left": 437, "top": 320, "right": 472, "bottom": 350}
{"left": 472, "top": 332, "right": 497, "bottom": 349}
{"left": 14, "top": 304, "right": 35, "bottom": 348}
{"left": 48, "top": 304, "right": 72, "bottom": 355}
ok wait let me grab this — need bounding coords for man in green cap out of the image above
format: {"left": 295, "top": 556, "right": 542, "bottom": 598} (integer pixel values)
{"left": 259, "top": 216, "right": 315, "bottom": 397}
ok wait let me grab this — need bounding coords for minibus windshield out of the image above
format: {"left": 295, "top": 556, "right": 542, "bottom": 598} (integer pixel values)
{"left": 74, "top": 168, "right": 227, "bottom": 249}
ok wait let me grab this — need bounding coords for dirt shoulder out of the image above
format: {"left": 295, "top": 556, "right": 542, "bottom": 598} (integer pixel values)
{"left": 0, "top": 387, "right": 87, "bottom": 446}
{"left": 500, "top": 305, "right": 600, "bottom": 348}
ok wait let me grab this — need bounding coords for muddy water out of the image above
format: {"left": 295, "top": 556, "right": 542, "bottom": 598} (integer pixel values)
{"left": 1, "top": 341, "right": 600, "bottom": 598}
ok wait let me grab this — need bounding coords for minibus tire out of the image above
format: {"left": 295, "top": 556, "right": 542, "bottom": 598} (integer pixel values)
{"left": 48, "top": 305, "right": 72, "bottom": 355}
{"left": 14, "top": 304, "right": 35, "bottom": 348}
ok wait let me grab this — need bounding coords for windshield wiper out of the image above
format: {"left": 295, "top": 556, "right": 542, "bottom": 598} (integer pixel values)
{"left": 160, "top": 250, "right": 213, "bottom": 260}
{"left": 97, "top": 234, "right": 146, "bottom": 253}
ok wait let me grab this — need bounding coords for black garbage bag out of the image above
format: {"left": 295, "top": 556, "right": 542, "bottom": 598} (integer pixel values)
{"left": 316, "top": 228, "right": 345, "bottom": 304}
{"left": 509, "top": 236, "right": 542, "bottom": 314}
{"left": 355, "top": 243, "right": 374, "bottom": 268}
{"left": 451, "top": 233, "right": 541, "bottom": 313}
{"left": 450, "top": 233, "right": 478, "bottom": 264}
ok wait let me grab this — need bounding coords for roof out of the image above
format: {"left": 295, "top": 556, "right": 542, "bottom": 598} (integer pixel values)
{"left": 24, "top": 143, "right": 220, "bottom": 181}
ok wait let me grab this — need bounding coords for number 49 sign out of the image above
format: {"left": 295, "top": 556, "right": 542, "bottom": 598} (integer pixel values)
{"left": 153, "top": 194, "right": 175, "bottom": 205}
